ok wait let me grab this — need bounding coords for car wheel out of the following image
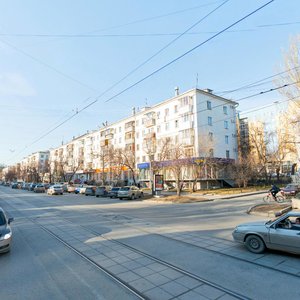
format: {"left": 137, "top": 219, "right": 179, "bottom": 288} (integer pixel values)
{"left": 110, "top": 196, "right": 113, "bottom": 199}
{"left": 119, "top": 198, "right": 122, "bottom": 200}
{"left": 131, "top": 194, "right": 135, "bottom": 200}
{"left": 139, "top": 192, "right": 143, "bottom": 198}
{"left": 245, "top": 235, "right": 265, "bottom": 254}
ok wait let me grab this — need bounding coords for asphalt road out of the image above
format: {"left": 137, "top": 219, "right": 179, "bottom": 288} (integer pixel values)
{"left": 0, "top": 187, "right": 299, "bottom": 300}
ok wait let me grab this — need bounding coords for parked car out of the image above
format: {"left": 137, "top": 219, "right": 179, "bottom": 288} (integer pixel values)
{"left": 84, "top": 186, "right": 96, "bottom": 196}
{"left": 75, "top": 185, "right": 88, "bottom": 194}
{"left": 232, "top": 211, "right": 300, "bottom": 254}
{"left": 281, "top": 184, "right": 300, "bottom": 197}
{"left": 11, "top": 183, "right": 19, "bottom": 189}
{"left": 95, "top": 186, "right": 111, "bottom": 197}
{"left": 0, "top": 207, "right": 14, "bottom": 253}
{"left": 21, "top": 182, "right": 29, "bottom": 190}
{"left": 34, "top": 184, "right": 45, "bottom": 193}
{"left": 67, "top": 184, "right": 76, "bottom": 193}
{"left": 43, "top": 183, "right": 51, "bottom": 190}
{"left": 47, "top": 185, "right": 63, "bottom": 195}
{"left": 29, "top": 183, "right": 37, "bottom": 191}
{"left": 107, "top": 187, "right": 120, "bottom": 198}
{"left": 118, "top": 186, "right": 143, "bottom": 200}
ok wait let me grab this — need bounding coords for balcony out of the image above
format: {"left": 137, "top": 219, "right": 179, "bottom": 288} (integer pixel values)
{"left": 125, "top": 143, "right": 135, "bottom": 151}
{"left": 105, "top": 133, "right": 114, "bottom": 139}
{"left": 125, "top": 125, "right": 135, "bottom": 133}
{"left": 144, "top": 132, "right": 156, "bottom": 140}
{"left": 181, "top": 136, "right": 195, "bottom": 146}
{"left": 144, "top": 118, "right": 156, "bottom": 127}
{"left": 125, "top": 137, "right": 135, "bottom": 144}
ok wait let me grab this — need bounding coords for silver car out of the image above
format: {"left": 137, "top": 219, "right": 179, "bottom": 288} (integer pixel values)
{"left": 47, "top": 185, "right": 63, "bottom": 195}
{"left": 0, "top": 207, "right": 14, "bottom": 254}
{"left": 232, "top": 211, "right": 300, "bottom": 254}
{"left": 118, "top": 186, "right": 143, "bottom": 200}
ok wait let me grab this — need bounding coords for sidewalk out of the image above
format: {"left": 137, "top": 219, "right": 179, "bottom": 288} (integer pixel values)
{"left": 148, "top": 190, "right": 293, "bottom": 217}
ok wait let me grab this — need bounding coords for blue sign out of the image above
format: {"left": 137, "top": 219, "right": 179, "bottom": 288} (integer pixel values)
{"left": 137, "top": 162, "right": 150, "bottom": 169}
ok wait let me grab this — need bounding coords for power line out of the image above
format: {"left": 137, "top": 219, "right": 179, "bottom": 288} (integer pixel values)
{"left": 6, "top": 1, "right": 230, "bottom": 162}
{"left": 216, "top": 66, "right": 300, "bottom": 96}
{"left": 6, "top": 0, "right": 275, "bottom": 163}
{"left": 2, "top": 22, "right": 300, "bottom": 39}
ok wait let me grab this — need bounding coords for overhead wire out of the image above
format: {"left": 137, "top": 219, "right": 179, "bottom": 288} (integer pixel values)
{"left": 5, "top": 1, "right": 230, "bottom": 163}
{"left": 6, "top": 0, "right": 275, "bottom": 163}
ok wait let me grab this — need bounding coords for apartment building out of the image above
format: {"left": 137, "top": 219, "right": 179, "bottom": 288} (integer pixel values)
{"left": 19, "top": 151, "right": 49, "bottom": 182}
{"left": 48, "top": 88, "right": 238, "bottom": 188}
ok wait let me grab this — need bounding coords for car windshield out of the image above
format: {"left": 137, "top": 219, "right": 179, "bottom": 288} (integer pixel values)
{"left": 265, "top": 215, "right": 282, "bottom": 225}
{"left": 112, "top": 188, "right": 120, "bottom": 191}
{"left": 0, "top": 212, "right": 6, "bottom": 226}
{"left": 120, "top": 187, "right": 130, "bottom": 191}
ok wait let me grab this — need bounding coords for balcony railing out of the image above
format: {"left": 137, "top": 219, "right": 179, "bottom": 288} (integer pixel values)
{"left": 144, "top": 118, "right": 156, "bottom": 127}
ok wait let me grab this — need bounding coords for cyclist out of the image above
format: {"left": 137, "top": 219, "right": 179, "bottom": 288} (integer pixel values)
{"left": 270, "top": 184, "right": 280, "bottom": 200}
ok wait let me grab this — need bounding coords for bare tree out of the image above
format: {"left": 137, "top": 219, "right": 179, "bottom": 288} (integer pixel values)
{"left": 248, "top": 121, "right": 272, "bottom": 182}
{"left": 114, "top": 147, "right": 137, "bottom": 185}
{"left": 232, "top": 155, "right": 257, "bottom": 188}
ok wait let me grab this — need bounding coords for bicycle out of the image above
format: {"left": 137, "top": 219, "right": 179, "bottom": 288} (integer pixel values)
{"left": 263, "top": 191, "right": 285, "bottom": 203}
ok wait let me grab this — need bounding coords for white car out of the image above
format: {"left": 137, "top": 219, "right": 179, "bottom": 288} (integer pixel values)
{"left": 47, "top": 185, "right": 63, "bottom": 195}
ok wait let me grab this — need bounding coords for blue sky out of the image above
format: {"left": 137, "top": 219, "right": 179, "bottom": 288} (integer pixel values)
{"left": 0, "top": 0, "right": 299, "bottom": 165}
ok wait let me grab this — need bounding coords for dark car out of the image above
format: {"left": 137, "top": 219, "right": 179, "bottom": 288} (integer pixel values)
{"left": 0, "top": 207, "right": 13, "bottom": 254}
{"left": 11, "top": 183, "right": 19, "bottom": 189}
{"left": 85, "top": 186, "right": 96, "bottom": 196}
{"left": 281, "top": 184, "right": 300, "bottom": 197}
{"left": 95, "top": 186, "right": 111, "bottom": 197}
{"left": 29, "top": 183, "right": 37, "bottom": 191}
{"left": 107, "top": 187, "right": 120, "bottom": 198}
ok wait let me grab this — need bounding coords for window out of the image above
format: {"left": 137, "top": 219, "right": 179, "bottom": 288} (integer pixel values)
{"left": 174, "top": 105, "right": 178, "bottom": 113}
{"left": 119, "top": 137, "right": 122, "bottom": 143}
{"left": 207, "top": 101, "right": 212, "bottom": 110}
{"left": 223, "top": 106, "right": 228, "bottom": 114}
{"left": 136, "top": 132, "right": 139, "bottom": 139}
{"left": 183, "top": 113, "right": 189, "bottom": 122}
{"left": 224, "top": 121, "right": 228, "bottom": 129}
{"left": 136, "top": 120, "right": 139, "bottom": 126}
{"left": 209, "top": 132, "right": 213, "bottom": 141}
{"left": 165, "top": 108, "right": 169, "bottom": 116}
{"left": 225, "top": 135, "right": 229, "bottom": 144}
{"left": 165, "top": 122, "right": 169, "bottom": 131}
{"left": 119, "top": 127, "right": 122, "bottom": 133}
{"left": 226, "top": 150, "right": 230, "bottom": 158}
{"left": 208, "top": 116, "right": 212, "bottom": 126}
{"left": 142, "top": 156, "right": 146, "bottom": 162}
{"left": 209, "top": 149, "right": 214, "bottom": 157}
{"left": 157, "top": 111, "right": 160, "bottom": 119}
{"left": 157, "top": 125, "right": 161, "bottom": 133}
{"left": 136, "top": 144, "right": 140, "bottom": 151}
{"left": 183, "top": 96, "right": 189, "bottom": 106}
{"left": 175, "top": 120, "right": 178, "bottom": 128}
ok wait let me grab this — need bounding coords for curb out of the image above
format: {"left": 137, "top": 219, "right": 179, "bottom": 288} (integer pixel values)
{"left": 247, "top": 203, "right": 292, "bottom": 217}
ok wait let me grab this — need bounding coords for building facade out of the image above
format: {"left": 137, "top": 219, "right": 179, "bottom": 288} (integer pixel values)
{"left": 47, "top": 88, "right": 238, "bottom": 188}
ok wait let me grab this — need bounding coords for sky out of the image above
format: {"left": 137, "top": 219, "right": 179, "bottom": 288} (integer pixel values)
{"left": 0, "top": 0, "right": 300, "bottom": 165}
